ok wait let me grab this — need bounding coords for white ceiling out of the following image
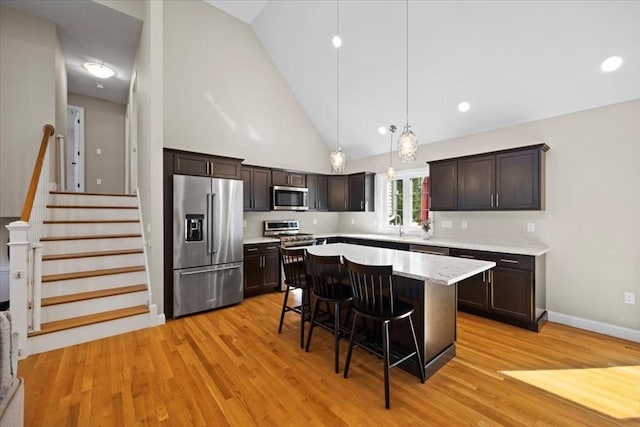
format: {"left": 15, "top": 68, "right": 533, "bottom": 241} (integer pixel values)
{"left": 1, "top": 0, "right": 142, "bottom": 105}
{"left": 214, "top": 0, "right": 640, "bottom": 159}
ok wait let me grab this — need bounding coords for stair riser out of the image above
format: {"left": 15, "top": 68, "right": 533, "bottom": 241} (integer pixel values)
{"left": 50, "top": 193, "right": 137, "bottom": 207}
{"left": 46, "top": 208, "right": 139, "bottom": 221}
{"left": 41, "top": 292, "right": 148, "bottom": 323}
{"left": 42, "top": 271, "right": 147, "bottom": 298}
{"left": 28, "top": 312, "right": 152, "bottom": 355}
{"left": 43, "top": 222, "right": 141, "bottom": 237}
{"left": 42, "top": 253, "right": 145, "bottom": 275}
{"left": 42, "top": 237, "right": 143, "bottom": 255}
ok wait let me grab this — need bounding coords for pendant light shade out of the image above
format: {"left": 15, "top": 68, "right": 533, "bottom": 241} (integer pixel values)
{"left": 398, "top": 124, "right": 418, "bottom": 161}
{"left": 398, "top": 0, "right": 418, "bottom": 162}
{"left": 330, "top": 147, "right": 346, "bottom": 173}
{"left": 386, "top": 125, "right": 397, "bottom": 180}
{"left": 330, "top": 0, "right": 345, "bottom": 173}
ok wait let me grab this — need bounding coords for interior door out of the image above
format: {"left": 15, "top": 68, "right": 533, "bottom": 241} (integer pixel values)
{"left": 66, "top": 105, "right": 85, "bottom": 192}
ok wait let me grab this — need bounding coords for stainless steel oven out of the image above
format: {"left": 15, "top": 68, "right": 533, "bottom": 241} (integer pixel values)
{"left": 272, "top": 186, "right": 309, "bottom": 211}
{"left": 264, "top": 220, "right": 317, "bottom": 290}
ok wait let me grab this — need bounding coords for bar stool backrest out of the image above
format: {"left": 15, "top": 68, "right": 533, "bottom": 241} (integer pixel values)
{"left": 306, "top": 253, "right": 347, "bottom": 298}
{"left": 280, "top": 247, "right": 308, "bottom": 288}
{"left": 344, "top": 258, "right": 395, "bottom": 316}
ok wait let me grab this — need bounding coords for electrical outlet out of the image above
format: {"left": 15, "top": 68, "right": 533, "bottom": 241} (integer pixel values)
{"left": 527, "top": 223, "right": 535, "bottom": 232}
{"left": 461, "top": 221, "right": 468, "bottom": 229}
{"left": 624, "top": 292, "right": 636, "bottom": 305}
{"left": 242, "top": 220, "right": 247, "bottom": 228}
{"left": 96, "top": 148, "right": 102, "bottom": 155}
{"left": 313, "top": 218, "right": 317, "bottom": 225}
{"left": 351, "top": 218, "right": 355, "bottom": 225}
{"left": 441, "top": 220, "right": 453, "bottom": 229}
{"left": 96, "top": 178, "right": 102, "bottom": 185}
{"left": 146, "top": 223, "right": 151, "bottom": 233}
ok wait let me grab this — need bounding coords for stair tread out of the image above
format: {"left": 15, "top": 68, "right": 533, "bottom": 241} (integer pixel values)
{"left": 50, "top": 191, "right": 136, "bottom": 197}
{"left": 28, "top": 305, "right": 149, "bottom": 336}
{"left": 43, "top": 249, "right": 144, "bottom": 261}
{"left": 42, "top": 284, "right": 148, "bottom": 306}
{"left": 44, "top": 220, "right": 139, "bottom": 224}
{"left": 47, "top": 205, "right": 137, "bottom": 209}
{"left": 43, "top": 265, "right": 145, "bottom": 282}
{"left": 41, "top": 233, "right": 141, "bottom": 241}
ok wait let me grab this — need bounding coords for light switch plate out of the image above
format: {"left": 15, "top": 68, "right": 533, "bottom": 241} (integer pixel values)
{"left": 527, "top": 223, "right": 535, "bottom": 232}
{"left": 624, "top": 292, "right": 636, "bottom": 305}
{"left": 96, "top": 178, "right": 102, "bottom": 185}
{"left": 461, "top": 221, "right": 468, "bottom": 229}
{"left": 441, "top": 220, "right": 453, "bottom": 229}
{"left": 96, "top": 148, "right": 102, "bottom": 155}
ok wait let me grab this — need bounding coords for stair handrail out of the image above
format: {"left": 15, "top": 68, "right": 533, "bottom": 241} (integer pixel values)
{"left": 21, "top": 124, "right": 55, "bottom": 221}
{"left": 6, "top": 123, "right": 55, "bottom": 359}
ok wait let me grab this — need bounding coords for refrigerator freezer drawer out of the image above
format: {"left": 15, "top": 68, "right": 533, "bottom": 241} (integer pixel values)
{"left": 173, "top": 262, "right": 243, "bottom": 317}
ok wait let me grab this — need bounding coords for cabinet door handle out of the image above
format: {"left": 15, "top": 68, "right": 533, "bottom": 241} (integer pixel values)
{"left": 360, "top": 200, "right": 364, "bottom": 210}
{"left": 266, "top": 246, "right": 277, "bottom": 250}
{"left": 496, "top": 193, "right": 500, "bottom": 208}
{"left": 247, "top": 248, "right": 258, "bottom": 252}
{"left": 500, "top": 258, "right": 519, "bottom": 264}
{"left": 459, "top": 254, "right": 475, "bottom": 259}
{"left": 482, "top": 271, "right": 486, "bottom": 282}
{"left": 490, "top": 194, "right": 494, "bottom": 207}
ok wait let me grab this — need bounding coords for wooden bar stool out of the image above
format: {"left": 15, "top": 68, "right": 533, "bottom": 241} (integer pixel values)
{"left": 343, "top": 258, "right": 425, "bottom": 409}
{"left": 278, "top": 247, "right": 312, "bottom": 348}
{"left": 304, "top": 253, "right": 352, "bottom": 373}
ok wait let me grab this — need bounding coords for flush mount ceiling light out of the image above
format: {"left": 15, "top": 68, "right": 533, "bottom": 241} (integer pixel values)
{"left": 397, "top": 0, "right": 418, "bottom": 162}
{"left": 332, "top": 35, "right": 342, "bottom": 48}
{"left": 329, "top": 0, "right": 345, "bottom": 173}
{"left": 458, "top": 101, "right": 471, "bottom": 112}
{"left": 378, "top": 126, "right": 387, "bottom": 135}
{"left": 83, "top": 62, "right": 115, "bottom": 79}
{"left": 600, "top": 56, "right": 623, "bottom": 72}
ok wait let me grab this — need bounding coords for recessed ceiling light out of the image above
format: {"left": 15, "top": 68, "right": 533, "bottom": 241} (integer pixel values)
{"left": 83, "top": 62, "right": 115, "bottom": 79}
{"left": 378, "top": 126, "right": 387, "bottom": 135}
{"left": 332, "top": 35, "right": 342, "bottom": 48}
{"left": 600, "top": 56, "right": 623, "bottom": 72}
{"left": 96, "top": 84, "right": 104, "bottom": 89}
{"left": 458, "top": 101, "right": 471, "bottom": 112}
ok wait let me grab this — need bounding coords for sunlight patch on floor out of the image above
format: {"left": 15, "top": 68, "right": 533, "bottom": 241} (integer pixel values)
{"left": 501, "top": 365, "right": 640, "bottom": 419}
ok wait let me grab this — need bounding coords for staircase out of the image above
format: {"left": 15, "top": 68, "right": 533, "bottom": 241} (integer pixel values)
{"left": 26, "top": 191, "right": 160, "bottom": 354}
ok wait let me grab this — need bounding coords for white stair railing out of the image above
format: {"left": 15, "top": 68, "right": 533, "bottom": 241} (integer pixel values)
{"left": 6, "top": 124, "right": 55, "bottom": 359}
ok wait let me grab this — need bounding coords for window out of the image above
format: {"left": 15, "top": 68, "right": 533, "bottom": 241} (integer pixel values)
{"left": 377, "top": 168, "right": 430, "bottom": 230}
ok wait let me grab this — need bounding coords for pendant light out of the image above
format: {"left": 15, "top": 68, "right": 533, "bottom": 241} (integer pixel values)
{"left": 329, "top": 0, "right": 346, "bottom": 173}
{"left": 398, "top": 0, "right": 418, "bottom": 162}
{"left": 386, "top": 125, "right": 397, "bottom": 180}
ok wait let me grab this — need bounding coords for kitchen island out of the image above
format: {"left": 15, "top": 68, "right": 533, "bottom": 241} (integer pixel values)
{"left": 305, "top": 243, "right": 495, "bottom": 379}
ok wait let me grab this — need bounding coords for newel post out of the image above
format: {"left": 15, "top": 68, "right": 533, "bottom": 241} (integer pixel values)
{"left": 6, "top": 220, "right": 30, "bottom": 359}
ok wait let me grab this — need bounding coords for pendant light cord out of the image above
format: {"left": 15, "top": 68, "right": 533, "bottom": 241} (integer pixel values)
{"left": 336, "top": 0, "right": 340, "bottom": 151}
{"left": 405, "top": 0, "right": 409, "bottom": 128}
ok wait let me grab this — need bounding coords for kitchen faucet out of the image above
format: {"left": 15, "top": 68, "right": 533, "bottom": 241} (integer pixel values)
{"left": 394, "top": 214, "right": 404, "bottom": 237}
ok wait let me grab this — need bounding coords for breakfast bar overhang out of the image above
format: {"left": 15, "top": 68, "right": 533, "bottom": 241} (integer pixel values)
{"left": 305, "top": 243, "right": 496, "bottom": 379}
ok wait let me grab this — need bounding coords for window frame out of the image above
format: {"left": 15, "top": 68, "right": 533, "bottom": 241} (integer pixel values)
{"left": 376, "top": 167, "right": 430, "bottom": 233}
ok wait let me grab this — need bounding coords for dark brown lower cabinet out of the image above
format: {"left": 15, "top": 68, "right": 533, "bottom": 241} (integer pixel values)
{"left": 451, "top": 248, "right": 546, "bottom": 331}
{"left": 244, "top": 243, "right": 280, "bottom": 297}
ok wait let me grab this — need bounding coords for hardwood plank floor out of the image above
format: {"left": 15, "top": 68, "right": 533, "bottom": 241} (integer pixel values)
{"left": 19, "top": 291, "right": 640, "bottom": 426}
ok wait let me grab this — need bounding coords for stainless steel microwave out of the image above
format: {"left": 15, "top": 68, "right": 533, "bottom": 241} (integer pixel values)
{"left": 272, "top": 186, "right": 309, "bottom": 211}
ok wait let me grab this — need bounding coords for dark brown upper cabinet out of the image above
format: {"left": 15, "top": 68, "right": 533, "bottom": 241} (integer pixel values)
{"left": 242, "top": 166, "right": 271, "bottom": 211}
{"left": 429, "top": 159, "right": 459, "bottom": 211}
{"left": 348, "top": 172, "right": 375, "bottom": 212}
{"left": 327, "top": 175, "right": 348, "bottom": 211}
{"left": 429, "top": 144, "right": 549, "bottom": 211}
{"left": 171, "top": 150, "right": 243, "bottom": 180}
{"left": 272, "top": 169, "right": 306, "bottom": 187}
{"left": 307, "top": 174, "right": 328, "bottom": 211}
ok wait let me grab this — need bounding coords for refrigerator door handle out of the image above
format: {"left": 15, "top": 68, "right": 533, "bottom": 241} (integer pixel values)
{"left": 179, "top": 264, "right": 242, "bottom": 276}
{"left": 206, "top": 193, "right": 212, "bottom": 254}
{"left": 211, "top": 192, "right": 217, "bottom": 254}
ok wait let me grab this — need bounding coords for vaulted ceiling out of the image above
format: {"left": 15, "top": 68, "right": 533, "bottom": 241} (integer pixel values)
{"left": 211, "top": 0, "right": 640, "bottom": 159}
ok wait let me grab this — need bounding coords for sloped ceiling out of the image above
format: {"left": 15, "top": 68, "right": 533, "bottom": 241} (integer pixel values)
{"left": 212, "top": 0, "right": 640, "bottom": 159}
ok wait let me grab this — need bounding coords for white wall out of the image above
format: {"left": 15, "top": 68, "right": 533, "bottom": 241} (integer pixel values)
{"left": 345, "top": 100, "right": 640, "bottom": 332}
{"left": 132, "top": 0, "right": 164, "bottom": 313}
{"left": 54, "top": 34, "right": 67, "bottom": 186}
{"left": 0, "top": 6, "right": 57, "bottom": 217}
{"left": 162, "top": 0, "right": 331, "bottom": 173}
{"left": 67, "top": 93, "right": 126, "bottom": 194}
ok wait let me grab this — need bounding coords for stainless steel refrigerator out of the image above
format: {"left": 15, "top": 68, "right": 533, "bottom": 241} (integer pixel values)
{"left": 173, "top": 175, "right": 243, "bottom": 317}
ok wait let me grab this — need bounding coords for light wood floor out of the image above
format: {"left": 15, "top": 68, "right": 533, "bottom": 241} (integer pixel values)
{"left": 20, "top": 291, "right": 640, "bottom": 426}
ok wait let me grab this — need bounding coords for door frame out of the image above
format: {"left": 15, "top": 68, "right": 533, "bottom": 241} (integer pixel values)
{"left": 66, "top": 105, "right": 85, "bottom": 192}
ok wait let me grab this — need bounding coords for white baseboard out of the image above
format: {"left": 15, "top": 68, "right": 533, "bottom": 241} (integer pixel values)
{"left": 547, "top": 311, "right": 640, "bottom": 343}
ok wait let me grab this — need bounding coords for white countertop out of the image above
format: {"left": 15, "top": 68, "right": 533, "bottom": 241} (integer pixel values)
{"left": 243, "top": 237, "right": 280, "bottom": 245}
{"left": 305, "top": 243, "right": 495, "bottom": 286}
{"left": 313, "top": 233, "right": 549, "bottom": 256}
